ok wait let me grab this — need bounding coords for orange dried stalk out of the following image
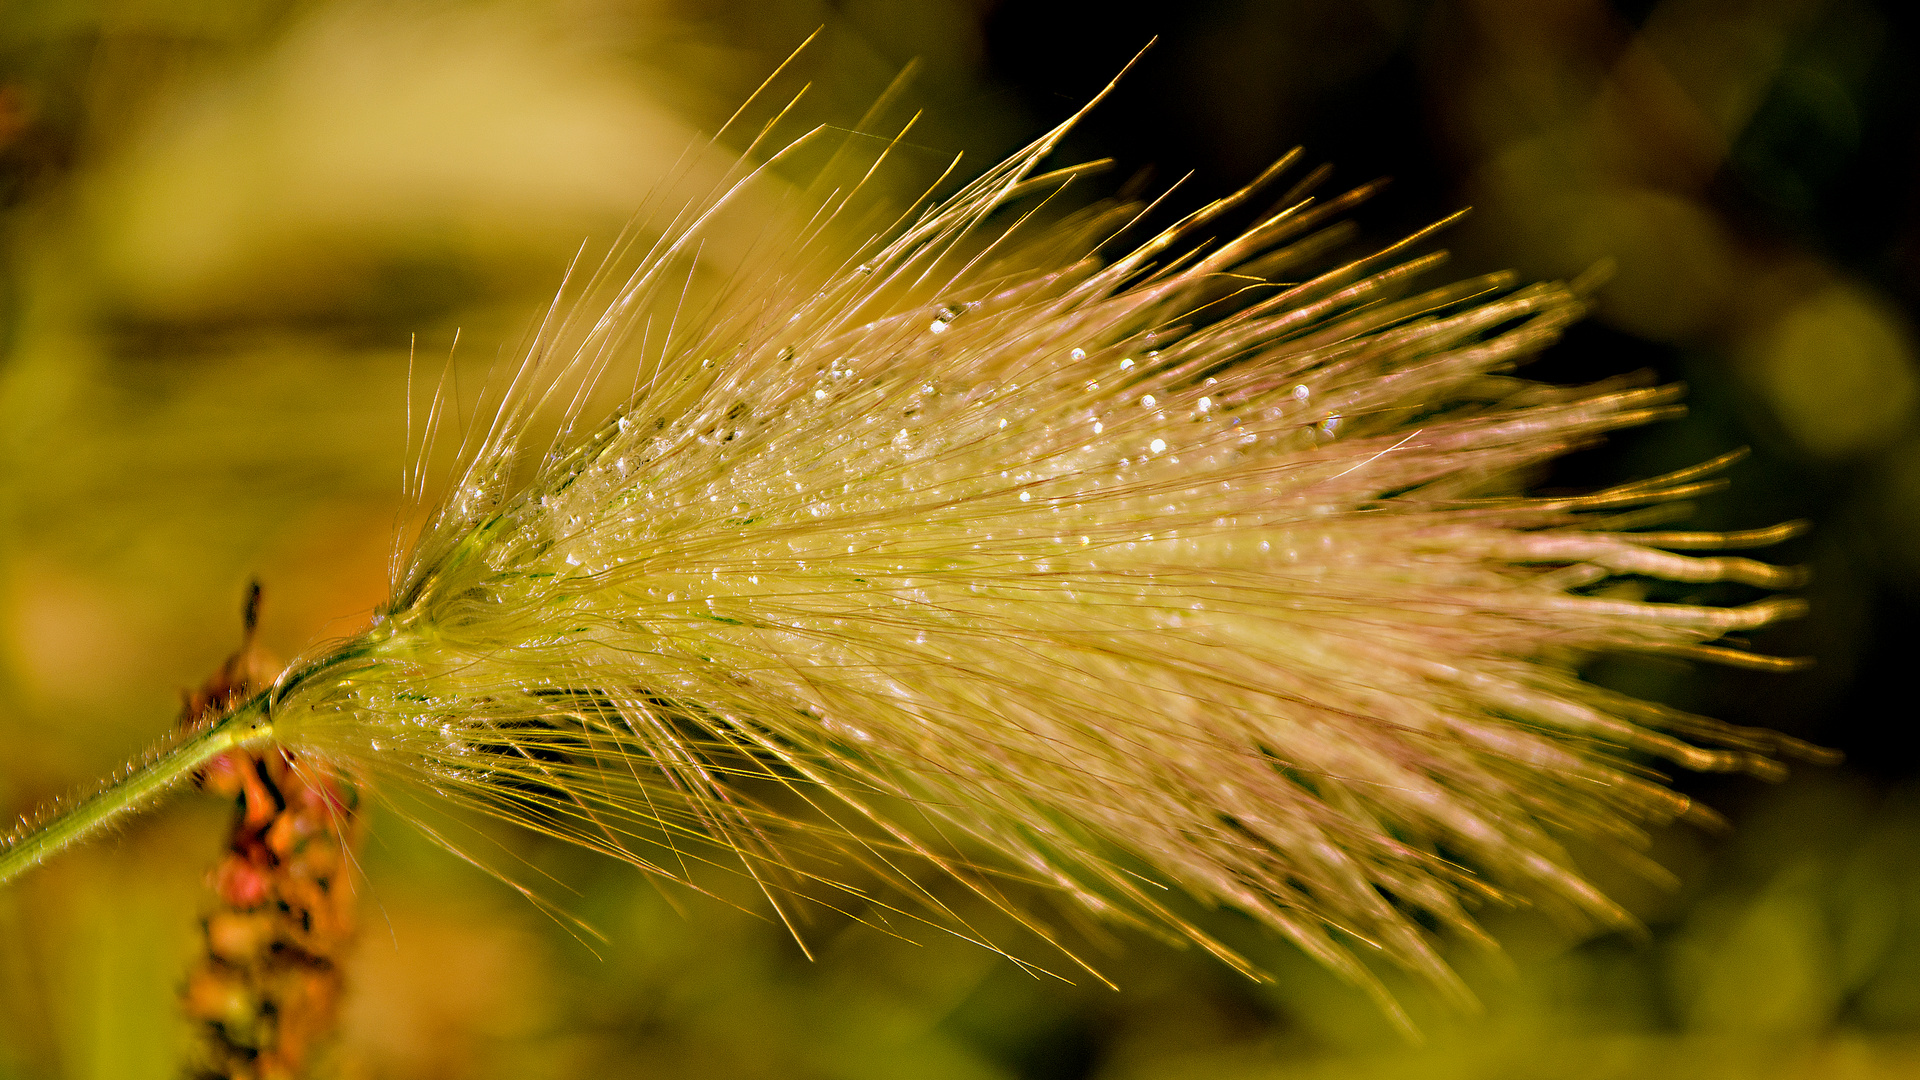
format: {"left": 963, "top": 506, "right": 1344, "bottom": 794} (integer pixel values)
{"left": 179, "top": 586, "right": 365, "bottom": 1080}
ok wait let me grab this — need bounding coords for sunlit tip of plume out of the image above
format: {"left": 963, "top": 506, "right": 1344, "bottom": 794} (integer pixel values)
{"left": 1, "top": 71, "right": 1825, "bottom": 1029}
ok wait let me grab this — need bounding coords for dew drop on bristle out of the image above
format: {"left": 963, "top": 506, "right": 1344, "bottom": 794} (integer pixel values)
{"left": 929, "top": 303, "right": 961, "bottom": 334}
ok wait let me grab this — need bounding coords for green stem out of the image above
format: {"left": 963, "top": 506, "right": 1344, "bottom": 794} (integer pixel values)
{"left": 0, "top": 692, "right": 274, "bottom": 887}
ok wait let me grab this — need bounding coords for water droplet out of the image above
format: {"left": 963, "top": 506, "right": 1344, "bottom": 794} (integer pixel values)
{"left": 1119, "top": 358, "right": 1134, "bottom": 370}
{"left": 929, "top": 303, "right": 961, "bottom": 334}
{"left": 1019, "top": 491, "right": 1032, "bottom": 502}
{"left": 1149, "top": 438, "right": 1167, "bottom": 454}
{"left": 1070, "top": 347, "right": 1087, "bottom": 361}
{"left": 1293, "top": 384, "right": 1311, "bottom": 401}
{"left": 1141, "top": 394, "right": 1157, "bottom": 407}
{"left": 1198, "top": 396, "right": 1211, "bottom": 411}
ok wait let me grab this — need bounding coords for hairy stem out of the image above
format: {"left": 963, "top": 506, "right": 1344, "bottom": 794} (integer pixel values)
{"left": 0, "top": 693, "right": 274, "bottom": 887}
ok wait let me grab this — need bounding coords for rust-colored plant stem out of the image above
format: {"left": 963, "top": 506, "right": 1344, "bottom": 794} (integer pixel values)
{"left": 180, "top": 586, "right": 365, "bottom": 1080}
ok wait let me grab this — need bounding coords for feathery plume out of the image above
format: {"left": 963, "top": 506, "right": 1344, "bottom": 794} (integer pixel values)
{"left": 0, "top": 74, "right": 1827, "bottom": 1023}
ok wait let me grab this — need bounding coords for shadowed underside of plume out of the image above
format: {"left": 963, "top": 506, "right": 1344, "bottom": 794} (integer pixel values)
{"left": 266, "top": 87, "right": 1822, "bottom": 1019}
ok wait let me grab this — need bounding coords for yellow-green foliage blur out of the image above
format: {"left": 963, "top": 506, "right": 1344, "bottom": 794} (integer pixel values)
{"left": 3, "top": 1, "right": 1918, "bottom": 1077}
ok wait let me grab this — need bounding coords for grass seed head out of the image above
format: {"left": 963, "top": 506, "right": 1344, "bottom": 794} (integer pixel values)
{"left": 247, "top": 93, "right": 1823, "bottom": 1021}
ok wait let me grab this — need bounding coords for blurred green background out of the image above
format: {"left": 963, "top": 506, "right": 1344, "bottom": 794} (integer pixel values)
{"left": 3, "top": 0, "right": 1919, "bottom": 1076}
